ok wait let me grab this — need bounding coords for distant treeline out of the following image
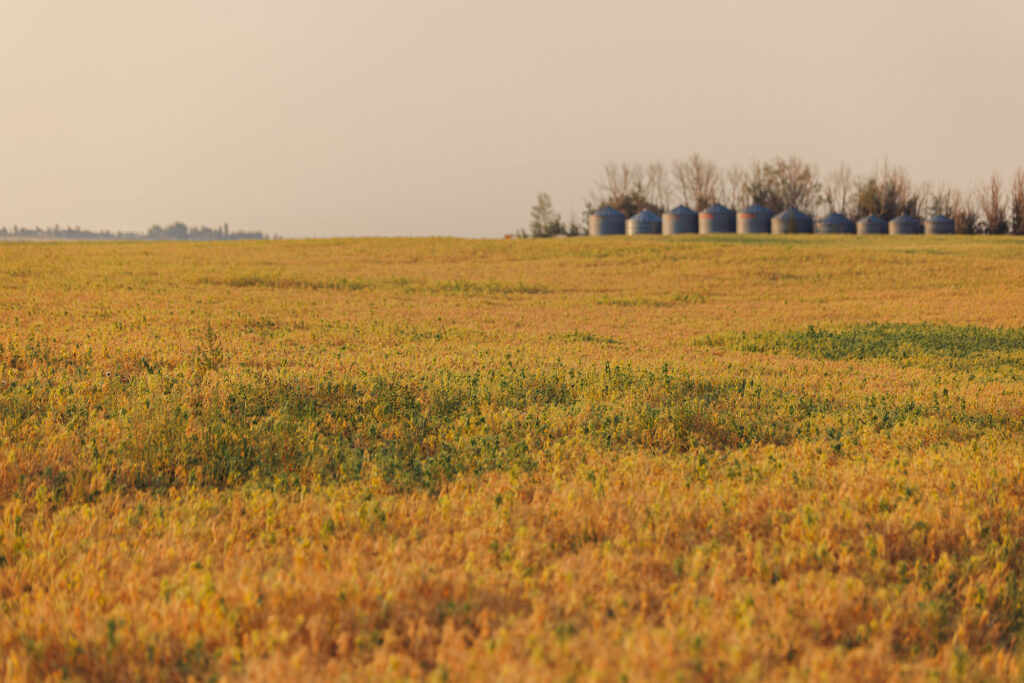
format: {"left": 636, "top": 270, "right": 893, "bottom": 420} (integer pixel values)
{"left": 0, "top": 222, "right": 267, "bottom": 242}
{"left": 524, "top": 155, "right": 1024, "bottom": 237}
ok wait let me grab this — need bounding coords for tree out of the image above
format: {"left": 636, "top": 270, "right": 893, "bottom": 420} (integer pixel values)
{"left": 977, "top": 173, "right": 1007, "bottom": 234}
{"left": 1008, "top": 169, "right": 1024, "bottom": 235}
{"left": 853, "top": 162, "right": 919, "bottom": 220}
{"left": 819, "top": 163, "right": 854, "bottom": 216}
{"left": 588, "top": 161, "right": 651, "bottom": 217}
{"left": 524, "top": 192, "right": 566, "bottom": 238}
{"left": 723, "top": 165, "right": 750, "bottom": 210}
{"left": 671, "top": 154, "right": 720, "bottom": 211}
{"left": 645, "top": 162, "right": 673, "bottom": 213}
{"left": 948, "top": 189, "right": 978, "bottom": 234}
{"left": 745, "top": 156, "right": 819, "bottom": 214}
{"left": 924, "top": 183, "right": 957, "bottom": 218}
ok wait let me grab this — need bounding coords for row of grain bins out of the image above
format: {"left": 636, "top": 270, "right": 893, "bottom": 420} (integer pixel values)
{"left": 589, "top": 205, "right": 956, "bottom": 236}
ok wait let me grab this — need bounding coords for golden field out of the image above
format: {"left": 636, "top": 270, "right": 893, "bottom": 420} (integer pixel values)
{"left": 2, "top": 235, "right": 1024, "bottom": 680}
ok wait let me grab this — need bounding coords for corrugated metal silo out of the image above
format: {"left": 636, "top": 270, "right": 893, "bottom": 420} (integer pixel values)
{"left": 737, "top": 204, "right": 773, "bottom": 234}
{"left": 662, "top": 205, "right": 698, "bottom": 234}
{"left": 588, "top": 207, "right": 626, "bottom": 236}
{"left": 815, "top": 212, "right": 856, "bottom": 234}
{"left": 771, "top": 208, "right": 814, "bottom": 234}
{"left": 856, "top": 214, "right": 887, "bottom": 235}
{"left": 889, "top": 214, "right": 922, "bottom": 235}
{"left": 924, "top": 214, "right": 954, "bottom": 235}
{"left": 698, "top": 204, "right": 736, "bottom": 234}
{"left": 626, "top": 210, "right": 662, "bottom": 235}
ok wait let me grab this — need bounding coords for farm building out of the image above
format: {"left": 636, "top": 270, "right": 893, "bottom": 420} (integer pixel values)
{"left": 662, "top": 205, "right": 698, "bottom": 234}
{"left": 924, "top": 214, "right": 955, "bottom": 235}
{"left": 771, "top": 208, "right": 814, "bottom": 234}
{"left": 626, "top": 210, "right": 662, "bottom": 235}
{"left": 856, "top": 215, "right": 887, "bottom": 235}
{"left": 588, "top": 207, "right": 626, "bottom": 236}
{"left": 737, "top": 204, "right": 773, "bottom": 234}
{"left": 889, "top": 214, "right": 923, "bottom": 235}
{"left": 816, "top": 212, "right": 856, "bottom": 234}
{"left": 698, "top": 204, "right": 736, "bottom": 234}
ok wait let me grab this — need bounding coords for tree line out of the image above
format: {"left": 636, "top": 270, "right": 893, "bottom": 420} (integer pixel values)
{"left": 0, "top": 222, "right": 268, "bottom": 241}
{"left": 524, "top": 155, "right": 1024, "bottom": 236}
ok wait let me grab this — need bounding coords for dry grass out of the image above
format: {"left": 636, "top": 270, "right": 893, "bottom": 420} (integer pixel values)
{"left": 2, "top": 235, "right": 1024, "bottom": 680}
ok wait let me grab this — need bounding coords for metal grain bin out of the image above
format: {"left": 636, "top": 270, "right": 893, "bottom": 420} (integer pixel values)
{"left": 626, "top": 209, "right": 662, "bottom": 236}
{"left": 698, "top": 203, "right": 736, "bottom": 234}
{"left": 924, "top": 214, "right": 955, "bottom": 235}
{"left": 737, "top": 204, "right": 773, "bottom": 234}
{"left": 771, "top": 207, "right": 814, "bottom": 234}
{"left": 889, "top": 214, "right": 922, "bottom": 235}
{"left": 662, "top": 205, "right": 698, "bottom": 234}
{"left": 815, "top": 212, "right": 856, "bottom": 234}
{"left": 588, "top": 207, "right": 626, "bottom": 236}
{"left": 856, "top": 214, "right": 887, "bottom": 235}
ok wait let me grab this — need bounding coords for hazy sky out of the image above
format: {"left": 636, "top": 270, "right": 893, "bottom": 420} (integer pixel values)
{"left": 2, "top": 1, "right": 1023, "bottom": 238}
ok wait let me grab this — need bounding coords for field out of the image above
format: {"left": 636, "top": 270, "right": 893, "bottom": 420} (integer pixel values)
{"left": 3, "top": 236, "right": 1024, "bottom": 680}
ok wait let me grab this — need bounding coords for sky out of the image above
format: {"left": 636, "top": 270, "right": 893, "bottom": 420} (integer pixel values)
{"left": 2, "top": 0, "right": 1023, "bottom": 238}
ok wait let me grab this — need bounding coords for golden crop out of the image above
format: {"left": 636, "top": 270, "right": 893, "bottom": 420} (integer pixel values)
{"left": 2, "top": 235, "right": 1024, "bottom": 680}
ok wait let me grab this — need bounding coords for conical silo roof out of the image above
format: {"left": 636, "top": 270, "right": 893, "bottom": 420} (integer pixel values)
{"left": 700, "top": 203, "right": 733, "bottom": 215}
{"left": 629, "top": 209, "right": 661, "bottom": 222}
{"left": 773, "top": 207, "right": 811, "bottom": 221}
{"left": 740, "top": 204, "right": 772, "bottom": 216}
{"left": 594, "top": 206, "right": 624, "bottom": 217}
{"left": 667, "top": 205, "right": 696, "bottom": 216}
{"left": 820, "top": 212, "right": 852, "bottom": 224}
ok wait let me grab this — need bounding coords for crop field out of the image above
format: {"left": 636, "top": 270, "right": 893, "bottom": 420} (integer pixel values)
{"left": 3, "top": 236, "right": 1024, "bottom": 680}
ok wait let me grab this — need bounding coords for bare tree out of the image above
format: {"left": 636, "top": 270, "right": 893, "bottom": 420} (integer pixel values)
{"left": 723, "top": 165, "right": 750, "bottom": 210}
{"left": 977, "top": 173, "right": 1007, "bottom": 234}
{"left": 820, "top": 163, "right": 855, "bottom": 216}
{"left": 745, "top": 156, "right": 819, "bottom": 214}
{"left": 645, "top": 161, "right": 673, "bottom": 213}
{"left": 853, "top": 162, "right": 920, "bottom": 220}
{"left": 1008, "top": 168, "right": 1024, "bottom": 235}
{"left": 925, "top": 183, "right": 957, "bottom": 217}
{"left": 588, "top": 161, "right": 650, "bottom": 217}
{"left": 948, "top": 189, "right": 978, "bottom": 234}
{"left": 671, "top": 154, "right": 721, "bottom": 211}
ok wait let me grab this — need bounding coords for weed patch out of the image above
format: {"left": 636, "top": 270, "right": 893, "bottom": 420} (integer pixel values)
{"left": 703, "top": 322, "right": 1024, "bottom": 374}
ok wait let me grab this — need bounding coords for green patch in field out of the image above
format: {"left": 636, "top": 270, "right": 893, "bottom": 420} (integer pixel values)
{"left": 430, "top": 279, "right": 549, "bottom": 295}
{"left": 3, "top": 343, "right": 1018, "bottom": 505}
{"left": 203, "top": 274, "right": 549, "bottom": 297}
{"left": 598, "top": 292, "right": 706, "bottom": 307}
{"left": 556, "top": 330, "right": 620, "bottom": 344}
{"left": 703, "top": 322, "right": 1024, "bottom": 375}
{"left": 204, "top": 273, "right": 370, "bottom": 291}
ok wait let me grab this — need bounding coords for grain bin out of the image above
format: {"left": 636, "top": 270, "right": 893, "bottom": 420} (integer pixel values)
{"left": 662, "top": 205, "right": 698, "bottom": 234}
{"left": 815, "top": 212, "right": 856, "bottom": 234}
{"left": 924, "top": 214, "right": 954, "bottom": 235}
{"left": 771, "top": 207, "right": 814, "bottom": 234}
{"left": 889, "top": 214, "right": 922, "bottom": 235}
{"left": 856, "top": 214, "right": 887, "bottom": 235}
{"left": 698, "top": 204, "right": 736, "bottom": 234}
{"left": 626, "top": 209, "right": 662, "bottom": 235}
{"left": 588, "top": 207, "right": 626, "bottom": 236}
{"left": 737, "top": 204, "right": 773, "bottom": 234}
